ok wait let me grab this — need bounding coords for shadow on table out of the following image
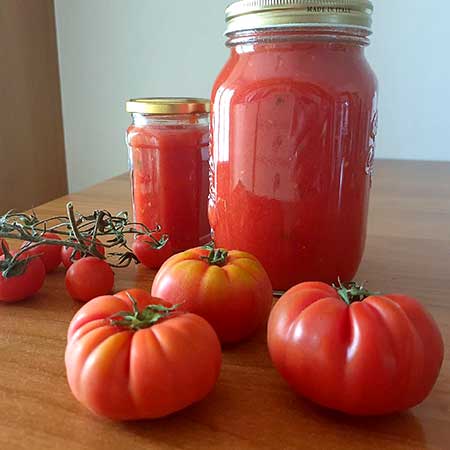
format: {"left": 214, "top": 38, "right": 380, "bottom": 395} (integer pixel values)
{"left": 118, "top": 381, "right": 431, "bottom": 450}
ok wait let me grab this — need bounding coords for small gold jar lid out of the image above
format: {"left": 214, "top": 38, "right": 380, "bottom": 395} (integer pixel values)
{"left": 126, "top": 98, "right": 210, "bottom": 115}
{"left": 225, "top": 0, "right": 373, "bottom": 35}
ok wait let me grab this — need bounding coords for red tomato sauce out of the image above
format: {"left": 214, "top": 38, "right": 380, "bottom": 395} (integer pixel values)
{"left": 128, "top": 122, "right": 210, "bottom": 253}
{"left": 210, "top": 31, "right": 378, "bottom": 290}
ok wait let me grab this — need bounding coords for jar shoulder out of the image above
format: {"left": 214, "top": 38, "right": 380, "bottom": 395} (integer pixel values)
{"left": 212, "top": 49, "right": 377, "bottom": 104}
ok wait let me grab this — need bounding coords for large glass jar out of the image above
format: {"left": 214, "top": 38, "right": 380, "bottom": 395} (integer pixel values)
{"left": 126, "top": 98, "right": 211, "bottom": 264}
{"left": 210, "top": 1, "right": 378, "bottom": 290}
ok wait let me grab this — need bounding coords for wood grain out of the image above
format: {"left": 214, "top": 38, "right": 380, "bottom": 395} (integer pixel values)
{"left": 0, "top": 160, "right": 449, "bottom": 450}
{"left": 0, "top": 0, "right": 67, "bottom": 214}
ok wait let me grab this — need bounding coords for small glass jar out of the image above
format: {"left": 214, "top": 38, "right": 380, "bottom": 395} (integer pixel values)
{"left": 210, "top": 1, "right": 378, "bottom": 290}
{"left": 126, "top": 98, "right": 211, "bottom": 261}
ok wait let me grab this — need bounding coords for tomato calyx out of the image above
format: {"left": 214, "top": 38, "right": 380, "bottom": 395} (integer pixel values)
{"left": 0, "top": 243, "right": 40, "bottom": 279}
{"left": 110, "top": 294, "right": 179, "bottom": 330}
{"left": 201, "top": 248, "right": 228, "bottom": 267}
{"left": 141, "top": 235, "right": 169, "bottom": 251}
{"left": 334, "top": 280, "right": 379, "bottom": 305}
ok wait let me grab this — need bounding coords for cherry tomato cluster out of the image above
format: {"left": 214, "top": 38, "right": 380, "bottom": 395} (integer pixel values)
{"left": 0, "top": 234, "right": 113, "bottom": 303}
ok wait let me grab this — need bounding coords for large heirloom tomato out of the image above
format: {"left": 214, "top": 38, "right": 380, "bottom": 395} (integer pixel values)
{"left": 65, "top": 291, "right": 222, "bottom": 420}
{"left": 267, "top": 282, "right": 444, "bottom": 415}
{"left": 151, "top": 247, "right": 273, "bottom": 344}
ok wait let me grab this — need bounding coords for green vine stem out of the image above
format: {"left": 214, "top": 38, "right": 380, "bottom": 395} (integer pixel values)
{"left": 333, "top": 279, "right": 380, "bottom": 305}
{"left": 110, "top": 294, "right": 179, "bottom": 330}
{"left": 0, "top": 202, "right": 168, "bottom": 276}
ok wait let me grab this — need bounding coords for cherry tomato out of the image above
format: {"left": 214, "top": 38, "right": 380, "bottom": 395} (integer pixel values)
{"left": 151, "top": 247, "right": 273, "bottom": 344}
{"left": 65, "top": 257, "right": 114, "bottom": 302}
{"left": 20, "top": 232, "right": 62, "bottom": 273}
{"left": 0, "top": 239, "right": 9, "bottom": 257}
{"left": 267, "top": 281, "right": 444, "bottom": 415}
{"left": 132, "top": 236, "right": 173, "bottom": 269}
{"left": 65, "top": 293, "right": 222, "bottom": 420}
{"left": 61, "top": 239, "right": 106, "bottom": 269}
{"left": 0, "top": 255, "right": 46, "bottom": 303}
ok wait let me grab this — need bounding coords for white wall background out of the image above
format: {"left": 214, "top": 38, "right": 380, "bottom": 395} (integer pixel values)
{"left": 55, "top": 0, "right": 450, "bottom": 193}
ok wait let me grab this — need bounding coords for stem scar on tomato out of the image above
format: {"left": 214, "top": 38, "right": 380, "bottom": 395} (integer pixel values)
{"left": 109, "top": 294, "right": 182, "bottom": 331}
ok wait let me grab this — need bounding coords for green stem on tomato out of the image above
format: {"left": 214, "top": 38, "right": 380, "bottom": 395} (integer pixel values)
{"left": 109, "top": 294, "right": 180, "bottom": 330}
{"left": 0, "top": 240, "right": 42, "bottom": 278}
{"left": 202, "top": 248, "right": 228, "bottom": 267}
{"left": 334, "top": 279, "right": 380, "bottom": 305}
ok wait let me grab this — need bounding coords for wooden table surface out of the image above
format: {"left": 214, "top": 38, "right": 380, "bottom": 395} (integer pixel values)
{"left": 1, "top": 160, "right": 449, "bottom": 450}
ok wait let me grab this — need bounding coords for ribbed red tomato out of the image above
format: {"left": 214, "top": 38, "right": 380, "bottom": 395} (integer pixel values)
{"left": 151, "top": 247, "right": 273, "bottom": 344}
{"left": 65, "top": 291, "right": 222, "bottom": 420}
{"left": 267, "top": 282, "right": 444, "bottom": 415}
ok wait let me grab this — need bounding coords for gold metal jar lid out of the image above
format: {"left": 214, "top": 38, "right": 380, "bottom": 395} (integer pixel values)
{"left": 225, "top": 0, "right": 373, "bottom": 35}
{"left": 126, "top": 98, "right": 210, "bottom": 115}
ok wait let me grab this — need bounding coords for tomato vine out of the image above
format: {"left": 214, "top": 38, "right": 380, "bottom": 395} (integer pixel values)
{"left": 0, "top": 202, "right": 168, "bottom": 277}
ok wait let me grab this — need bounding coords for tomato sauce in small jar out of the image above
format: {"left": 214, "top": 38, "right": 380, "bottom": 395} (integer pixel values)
{"left": 126, "top": 98, "right": 211, "bottom": 255}
{"left": 210, "top": 1, "right": 378, "bottom": 290}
